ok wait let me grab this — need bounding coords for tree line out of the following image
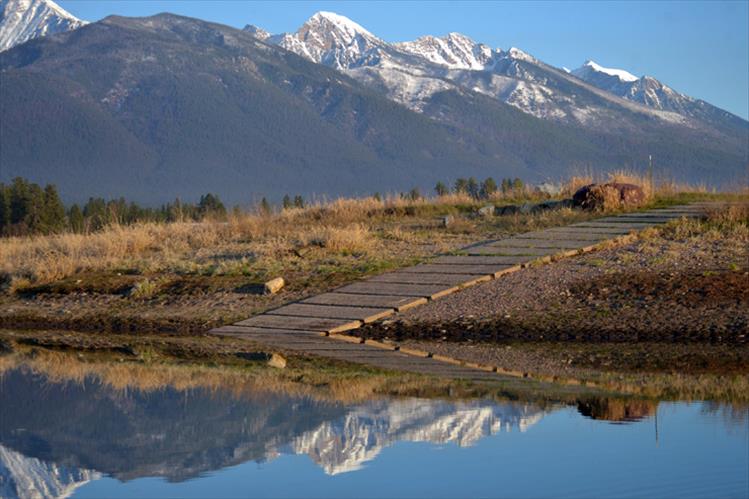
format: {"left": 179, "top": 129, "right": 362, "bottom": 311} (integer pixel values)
{"left": 0, "top": 178, "right": 230, "bottom": 236}
{"left": 434, "top": 177, "right": 525, "bottom": 200}
{"left": 0, "top": 178, "right": 316, "bottom": 237}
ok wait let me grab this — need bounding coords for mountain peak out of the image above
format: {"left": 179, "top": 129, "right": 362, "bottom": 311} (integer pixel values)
{"left": 576, "top": 60, "right": 639, "bottom": 82}
{"left": 505, "top": 47, "right": 535, "bottom": 62}
{"left": 0, "top": 0, "right": 86, "bottom": 51}
{"left": 305, "top": 11, "right": 375, "bottom": 39}
{"left": 243, "top": 23, "right": 270, "bottom": 40}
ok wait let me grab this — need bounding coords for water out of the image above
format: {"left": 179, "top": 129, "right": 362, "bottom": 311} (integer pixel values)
{"left": 0, "top": 368, "right": 746, "bottom": 499}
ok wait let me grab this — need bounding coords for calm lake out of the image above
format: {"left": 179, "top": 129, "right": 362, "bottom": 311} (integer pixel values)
{"left": 0, "top": 367, "right": 747, "bottom": 499}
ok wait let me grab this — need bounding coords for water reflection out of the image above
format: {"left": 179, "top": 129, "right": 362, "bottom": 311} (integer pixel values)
{"left": 0, "top": 367, "right": 746, "bottom": 499}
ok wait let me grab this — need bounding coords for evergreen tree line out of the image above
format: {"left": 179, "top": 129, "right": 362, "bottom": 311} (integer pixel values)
{"left": 434, "top": 177, "right": 525, "bottom": 200}
{"left": 0, "top": 178, "right": 230, "bottom": 236}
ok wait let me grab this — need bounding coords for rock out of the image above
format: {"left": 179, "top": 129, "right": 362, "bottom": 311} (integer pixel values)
{"left": 538, "top": 199, "right": 573, "bottom": 211}
{"left": 0, "top": 339, "right": 13, "bottom": 355}
{"left": 439, "top": 215, "right": 453, "bottom": 227}
{"left": 495, "top": 204, "right": 519, "bottom": 216}
{"left": 264, "top": 277, "right": 285, "bottom": 295}
{"left": 267, "top": 353, "right": 287, "bottom": 369}
{"left": 518, "top": 203, "right": 537, "bottom": 214}
{"left": 573, "top": 183, "right": 645, "bottom": 211}
{"left": 477, "top": 205, "right": 494, "bottom": 217}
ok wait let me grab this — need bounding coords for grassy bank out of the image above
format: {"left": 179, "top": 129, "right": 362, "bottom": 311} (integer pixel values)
{"left": 0, "top": 175, "right": 739, "bottom": 333}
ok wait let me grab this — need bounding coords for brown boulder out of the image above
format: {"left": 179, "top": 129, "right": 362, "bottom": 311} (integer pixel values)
{"left": 573, "top": 182, "right": 645, "bottom": 211}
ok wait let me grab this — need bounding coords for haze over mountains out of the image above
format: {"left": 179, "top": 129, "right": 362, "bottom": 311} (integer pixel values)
{"left": 0, "top": 0, "right": 746, "bottom": 203}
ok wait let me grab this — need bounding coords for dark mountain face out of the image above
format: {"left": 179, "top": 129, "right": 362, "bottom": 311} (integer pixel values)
{"left": 0, "top": 13, "right": 746, "bottom": 204}
{"left": 0, "top": 14, "right": 521, "bottom": 203}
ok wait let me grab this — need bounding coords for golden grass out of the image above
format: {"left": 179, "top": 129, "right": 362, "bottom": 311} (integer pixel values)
{"left": 0, "top": 184, "right": 740, "bottom": 291}
{"left": 561, "top": 168, "right": 710, "bottom": 202}
{"left": 0, "top": 191, "right": 541, "bottom": 287}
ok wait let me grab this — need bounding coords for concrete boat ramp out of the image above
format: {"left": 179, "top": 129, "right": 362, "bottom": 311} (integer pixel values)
{"left": 211, "top": 203, "right": 716, "bottom": 380}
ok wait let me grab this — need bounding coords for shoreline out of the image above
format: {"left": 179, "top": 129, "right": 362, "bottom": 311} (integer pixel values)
{"left": 1, "top": 197, "right": 747, "bottom": 401}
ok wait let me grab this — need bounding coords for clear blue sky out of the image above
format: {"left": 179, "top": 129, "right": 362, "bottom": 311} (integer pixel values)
{"left": 59, "top": 0, "right": 749, "bottom": 119}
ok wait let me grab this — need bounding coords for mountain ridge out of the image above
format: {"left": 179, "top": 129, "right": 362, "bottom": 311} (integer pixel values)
{"left": 0, "top": 0, "right": 85, "bottom": 51}
{"left": 0, "top": 11, "right": 746, "bottom": 203}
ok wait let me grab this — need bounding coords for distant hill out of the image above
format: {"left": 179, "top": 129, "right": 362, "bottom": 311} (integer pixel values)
{"left": 0, "top": 12, "right": 746, "bottom": 204}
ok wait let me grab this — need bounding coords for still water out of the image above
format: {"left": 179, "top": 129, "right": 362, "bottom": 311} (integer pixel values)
{"left": 0, "top": 368, "right": 747, "bottom": 499}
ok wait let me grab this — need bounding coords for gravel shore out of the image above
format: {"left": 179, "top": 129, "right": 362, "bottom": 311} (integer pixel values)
{"left": 355, "top": 222, "right": 749, "bottom": 376}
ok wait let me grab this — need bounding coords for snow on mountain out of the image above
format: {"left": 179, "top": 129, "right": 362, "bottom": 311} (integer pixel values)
{"left": 289, "top": 399, "right": 545, "bottom": 475}
{"left": 251, "top": 11, "right": 698, "bottom": 128}
{"left": 570, "top": 60, "right": 741, "bottom": 125}
{"left": 0, "top": 444, "right": 100, "bottom": 499}
{"left": 395, "top": 32, "right": 493, "bottom": 70}
{"left": 268, "top": 11, "right": 385, "bottom": 70}
{"left": 572, "top": 60, "right": 638, "bottom": 82}
{"left": 0, "top": 0, "right": 86, "bottom": 51}
{"left": 242, "top": 23, "right": 270, "bottom": 41}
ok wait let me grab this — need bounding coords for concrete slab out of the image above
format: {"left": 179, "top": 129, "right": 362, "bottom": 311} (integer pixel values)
{"left": 368, "top": 272, "right": 491, "bottom": 287}
{"left": 335, "top": 282, "right": 459, "bottom": 300}
{"left": 302, "top": 293, "right": 427, "bottom": 311}
{"left": 235, "top": 315, "right": 361, "bottom": 333}
{"left": 267, "top": 303, "right": 394, "bottom": 323}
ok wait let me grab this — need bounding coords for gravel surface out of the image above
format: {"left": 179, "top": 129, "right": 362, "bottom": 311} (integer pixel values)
{"left": 359, "top": 231, "right": 748, "bottom": 344}
{"left": 354, "top": 223, "right": 749, "bottom": 377}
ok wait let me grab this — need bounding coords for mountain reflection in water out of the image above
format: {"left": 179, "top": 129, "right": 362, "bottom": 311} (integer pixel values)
{"left": 0, "top": 367, "right": 746, "bottom": 499}
{"left": 0, "top": 368, "right": 542, "bottom": 498}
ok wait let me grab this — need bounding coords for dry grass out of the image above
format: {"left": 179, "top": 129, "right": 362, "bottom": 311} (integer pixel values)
{"left": 561, "top": 168, "right": 710, "bottom": 201}
{"left": 0, "top": 185, "right": 739, "bottom": 294}
{"left": 0, "top": 191, "right": 543, "bottom": 288}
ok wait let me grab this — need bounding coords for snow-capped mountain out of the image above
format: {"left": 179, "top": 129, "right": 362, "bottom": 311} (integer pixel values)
{"left": 571, "top": 60, "right": 744, "bottom": 127}
{"left": 289, "top": 399, "right": 545, "bottom": 475}
{"left": 268, "top": 11, "right": 386, "bottom": 70}
{"left": 0, "top": 445, "right": 99, "bottom": 499}
{"left": 395, "top": 32, "right": 494, "bottom": 70}
{"left": 572, "top": 60, "right": 638, "bottom": 84}
{"left": 0, "top": 0, "right": 86, "bottom": 51}
{"left": 250, "top": 12, "right": 695, "bottom": 128}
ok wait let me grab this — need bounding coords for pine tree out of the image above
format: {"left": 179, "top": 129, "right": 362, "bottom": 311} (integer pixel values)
{"left": 198, "top": 193, "right": 226, "bottom": 219}
{"left": 0, "top": 184, "right": 9, "bottom": 235}
{"left": 259, "top": 197, "right": 271, "bottom": 215}
{"left": 282, "top": 194, "right": 292, "bottom": 209}
{"left": 68, "top": 204, "right": 84, "bottom": 233}
{"left": 293, "top": 195, "right": 305, "bottom": 208}
{"left": 41, "top": 184, "right": 66, "bottom": 233}
{"left": 434, "top": 181, "right": 448, "bottom": 197}
{"left": 501, "top": 178, "right": 512, "bottom": 194}
{"left": 512, "top": 178, "right": 524, "bottom": 192}
{"left": 453, "top": 178, "right": 468, "bottom": 194}
{"left": 480, "top": 177, "right": 497, "bottom": 199}
{"left": 467, "top": 177, "right": 480, "bottom": 199}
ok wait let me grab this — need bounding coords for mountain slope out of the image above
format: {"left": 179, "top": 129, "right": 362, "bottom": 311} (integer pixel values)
{"left": 0, "top": 0, "right": 85, "bottom": 51}
{"left": 571, "top": 60, "right": 747, "bottom": 133}
{"left": 257, "top": 13, "right": 747, "bottom": 141}
{"left": 250, "top": 12, "right": 746, "bottom": 185}
{"left": 0, "top": 13, "right": 561, "bottom": 203}
{"left": 1, "top": 13, "right": 746, "bottom": 203}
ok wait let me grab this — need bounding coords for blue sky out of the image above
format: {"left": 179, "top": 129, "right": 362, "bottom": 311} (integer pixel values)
{"left": 59, "top": 1, "right": 749, "bottom": 119}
